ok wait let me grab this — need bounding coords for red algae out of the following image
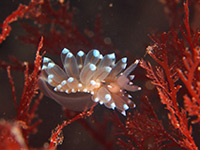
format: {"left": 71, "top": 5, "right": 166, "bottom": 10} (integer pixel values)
{"left": 0, "top": 120, "right": 27, "bottom": 149}
{"left": 140, "top": 0, "right": 199, "bottom": 149}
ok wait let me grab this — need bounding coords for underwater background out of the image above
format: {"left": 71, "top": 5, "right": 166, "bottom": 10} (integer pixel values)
{"left": 0, "top": 0, "right": 199, "bottom": 149}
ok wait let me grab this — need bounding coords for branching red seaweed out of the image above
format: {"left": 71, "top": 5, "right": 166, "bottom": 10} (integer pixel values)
{"left": 49, "top": 105, "right": 95, "bottom": 149}
{"left": 6, "top": 37, "right": 44, "bottom": 144}
{"left": 17, "top": 0, "right": 117, "bottom": 55}
{"left": 177, "top": 1, "right": 200, "bottom": 123}
{"left": 140, "top": 0, "right": 199, "bottom": 149}
{"left": 0, "top": 120, "right": 27, "bottom": 149}
{"left": 0, "top": 0, "right": 43, "bottom": 44}
{"left": 113, "top": 97, "right": 187, "bottom": 150}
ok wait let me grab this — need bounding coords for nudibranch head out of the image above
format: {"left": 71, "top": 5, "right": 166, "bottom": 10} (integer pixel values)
{"left": 38, "top": 48, "right": 141, "bottom": 116}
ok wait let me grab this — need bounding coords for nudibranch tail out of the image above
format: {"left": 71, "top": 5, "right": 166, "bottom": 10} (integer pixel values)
{"left": 39, "top": 48, "right": 141, "bottom": 116}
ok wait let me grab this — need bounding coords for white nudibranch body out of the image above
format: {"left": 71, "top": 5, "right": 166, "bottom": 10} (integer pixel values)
{"left": 38, "top": 48, "right": 141, "bottom": 116}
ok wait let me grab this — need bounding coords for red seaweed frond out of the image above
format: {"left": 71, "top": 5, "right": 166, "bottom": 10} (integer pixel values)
{"left": 113, "top": 97, "right": 185, "bottom": 150}
{"left": 48, "top": 105, "right": 95, "bottom": 149}
{"left": 0, "top": 55, "right": 35, "bottom": 72}
{"left": 177, "top": 1, "right": 200, "bottom": 123}
{"left": 0, "top": 0, "right": 43, "bottom": 44}
{"left": 6, "top": 37, "right": 44, "bottom": 144}
{"left": 140, "top": 0, "right": 199, "bottom": 149}
{"left": 0, "top": 120, "right": 27, "bottom": 149}
{"left": 177, "top": 46, "right": 200, "bottom": 124}
{"left": 17, "top": 0, "right": 117, "bottom": 55}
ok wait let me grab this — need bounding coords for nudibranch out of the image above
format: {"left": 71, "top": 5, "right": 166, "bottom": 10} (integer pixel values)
{"left": 38, "top": 48, "right": 141, "bottom": 116}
